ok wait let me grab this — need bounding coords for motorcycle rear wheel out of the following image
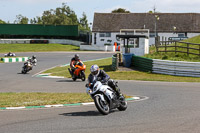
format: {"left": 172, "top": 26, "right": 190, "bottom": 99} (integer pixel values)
{"left": 72, "top": 77, "right": 77, "bottom": 81}
{"left": 94, "top": 95, "right": 110, "bottom": 115}
{"left": 81, "top": 71, "right": 85, "bottom": 81}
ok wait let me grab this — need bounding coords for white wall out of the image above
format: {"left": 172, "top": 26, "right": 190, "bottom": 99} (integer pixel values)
{"left": 121, "top": 38, "right": 149, "bottom": 56}
{"left": 80, "top": 45, "right": 115, "bottom": 51}
{"left": 187, "top": 33, "right": 200, "bottom": 38}
{"left": 92, "top": 32, "right": 120, "bottom": 46}
{"left": 0, "top": 39, "right": 83, "bottom": 46}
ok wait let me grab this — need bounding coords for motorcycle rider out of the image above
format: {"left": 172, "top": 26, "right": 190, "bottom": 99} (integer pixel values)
{"left": 88, "top": 64, "right": 122, "bottom": 97}
{"left": 70, "top": 54, "right": 83, "bottom": 78}
{"left": 24, "top": 55, "right": 37, "bottom": 70}
{"left": 30, "top": 55, "right": 37, "bottom": 66}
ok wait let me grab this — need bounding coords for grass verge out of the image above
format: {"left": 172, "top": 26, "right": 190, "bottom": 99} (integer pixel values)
{"left": 144, "top": 35, "right": 200, "bottom": 62}
{"left": 144, "top": 46, "right": 200, "bottom": 62}
{"left": 0, "top": 92, "right": 132, "bottom": 107}
{"left": 43, "top": 58, "right": 200, "bottom": 82}
{"left": 0, "top": 43, "right": 80, "bottom": 53}
{"left": 43, "top": 58, "right": 112, "bottom": 78}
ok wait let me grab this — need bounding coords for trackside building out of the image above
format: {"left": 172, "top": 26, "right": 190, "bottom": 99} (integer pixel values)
{"left": 92, "top": 13, "right": 200, "bottom": 46}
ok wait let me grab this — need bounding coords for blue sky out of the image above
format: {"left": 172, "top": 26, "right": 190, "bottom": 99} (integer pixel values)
{"left": 1, "top": 0, "right": 200, "bottom": 24}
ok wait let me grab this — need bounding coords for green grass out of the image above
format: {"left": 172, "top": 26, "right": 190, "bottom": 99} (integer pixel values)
{"left": 144, "top": 35, "right": 200, "bottom": 61}
{"left": 144, "top": 48, "right": 200, "bottom": 62}
{"left": 0, "top": 92, "right": 132, "bottom": 107}
{"left": 44, "top": 58, "right": 112, "bottom": 78}
{"left": 0, "top": 92, "right": 91, "bottom": 107}
{"left": 107, "top": 70, "right": 200, "bottom": 82}
{"left": 43, "top": 58, "right": 200, "bottom": 82}
{"left": 0, "top": 43, "right": 80, "bottom": 53}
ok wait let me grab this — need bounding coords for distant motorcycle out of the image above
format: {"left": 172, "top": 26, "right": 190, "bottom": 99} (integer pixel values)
{"left": 68, "top": 62, "right": 86, "bottom": 81}
{"left": 4, "top": 52, "right": 16, "bottom": 57}
{"left": 21, "top": 58, "right": 37, "bottom": 74}
{"left": 86, "top": 77, "right": 127, "bottom": 115}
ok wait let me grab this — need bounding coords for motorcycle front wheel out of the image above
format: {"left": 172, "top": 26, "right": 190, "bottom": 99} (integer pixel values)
{"left": 21, "top": 68, "right": 27, "bottom": 74}
{"left": 94, "top": 95, "right": 110, "bottom": 115}
{"left": 117, "top": 96, "right": 127, "bottom": 111}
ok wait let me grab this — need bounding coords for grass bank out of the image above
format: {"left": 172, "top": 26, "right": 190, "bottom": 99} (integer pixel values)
{"left": 0, "top": 43, "right": 79, "bottom": 53}
{"left": 0, "top": 92, "right": 132, "bottom": 108}
{"left": 44, "top": 58, "right": 112, "bottom": 78}
{"left": 43, "top": 58, "right": 200, "bottom": 82}
{"left": 144, "top": 35, "right": 200, "bottom": 62}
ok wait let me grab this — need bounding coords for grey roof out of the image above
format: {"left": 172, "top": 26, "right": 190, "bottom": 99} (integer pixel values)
{"left": 92, "top": 13, "right": 200, "bottom": 33}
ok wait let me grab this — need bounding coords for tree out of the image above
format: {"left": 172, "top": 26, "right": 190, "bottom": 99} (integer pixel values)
{"left": 79, "top": 12, "right": 90, "bottom": 31}
{"left": 0, "top": 19, "right": 6, "bottom": 24}
{"left": 34, "top": 3, "right": 79, "bottom": 25}
{"left": 14, "top": 14, "right": 29, "bottom": 24}
{"left": 148, "top": 11, "right": 153, "bottom": 13}
{"left": 30, "top": 3, "right": 89, "bottom": 31}
{"left": 112, "top": 8, "right": 130, "bottom": 13}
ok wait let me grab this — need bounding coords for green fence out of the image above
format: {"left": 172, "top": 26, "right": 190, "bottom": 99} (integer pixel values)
{"left": 0, "top": 24, "right": 78, "bottom": 36}
{"left": 112, "top": 54, "right": 153, "bottom": 72}
{"left": 132, "top": 55, "right": 153, "bottom": 72}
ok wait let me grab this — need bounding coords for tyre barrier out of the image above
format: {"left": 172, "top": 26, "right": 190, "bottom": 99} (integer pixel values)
{"left": 1, "top": 57, "right": 29, "bottom": 63}
{"left": 132, "top": 55, "right": 200, "bottom": 77}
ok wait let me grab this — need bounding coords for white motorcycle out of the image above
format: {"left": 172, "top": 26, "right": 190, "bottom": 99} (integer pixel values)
{"left": 4, "top": 52, "right": 16, "bottom": 57}
{"left": 86, "top": 78, "right": 127, "bottom": 115}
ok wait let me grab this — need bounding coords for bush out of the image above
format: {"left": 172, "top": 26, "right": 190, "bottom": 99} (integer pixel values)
{"left": 162, "top": 55, "right": 168, "bottom": 60}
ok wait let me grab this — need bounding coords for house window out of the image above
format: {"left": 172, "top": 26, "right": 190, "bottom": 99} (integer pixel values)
{"left": 150, "top": 33, "right": 156, "bottom": 37}
{"left": 99, "top": 32, "right": 111, "bottom": 37}
{"left": 129, "top": 38, "right": 139, "bottom": 48}
{"left": 178, "top": 33, "right": 185, "bottom": 37}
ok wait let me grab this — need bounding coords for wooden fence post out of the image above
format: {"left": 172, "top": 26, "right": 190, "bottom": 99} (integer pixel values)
{"left": 155, "top": 37, "right": 159, "bottom": 52}
{"left": 199, "top": 45, "right": 200, "bottom": 57}
{"left": 175, "top": 41, "right": 177, "bottom": 54}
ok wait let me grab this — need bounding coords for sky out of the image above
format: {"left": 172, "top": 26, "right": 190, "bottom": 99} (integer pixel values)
{"left": 1, "top": 0, "right": 200, "bottom": 25}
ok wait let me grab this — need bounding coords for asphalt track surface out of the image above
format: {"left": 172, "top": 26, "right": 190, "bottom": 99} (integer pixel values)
{"left": 1, "top": 52, "right": 200, "bottom": 133}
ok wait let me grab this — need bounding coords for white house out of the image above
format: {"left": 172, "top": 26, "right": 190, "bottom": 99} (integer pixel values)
{"left": 92, "top": 13, "right": 200, "bottom": 46}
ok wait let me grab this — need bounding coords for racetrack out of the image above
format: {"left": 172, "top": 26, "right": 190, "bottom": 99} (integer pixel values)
{"left": 1, "top": 52, "right": 200, "bottom": 133}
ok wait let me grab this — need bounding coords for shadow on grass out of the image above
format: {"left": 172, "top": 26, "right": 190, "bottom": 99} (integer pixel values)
{"left": 61, "top": 44, "right": 80, "bottom": 51}
{"left": 99, "top": 64, "right": 113, "bottom": 72}
{"left": 100, "top": 64, "right": 136, "bottom": 72}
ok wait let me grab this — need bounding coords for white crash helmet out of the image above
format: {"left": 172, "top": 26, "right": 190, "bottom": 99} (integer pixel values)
{"left": 90, "top": 64, "right": 100, "bottom": 76}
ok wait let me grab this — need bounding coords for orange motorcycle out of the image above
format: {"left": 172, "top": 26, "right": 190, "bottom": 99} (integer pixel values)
{"left": 68, "top": 62, "right": 86, "bottom": 81}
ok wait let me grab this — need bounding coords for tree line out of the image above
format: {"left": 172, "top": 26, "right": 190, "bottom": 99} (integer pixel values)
{"left": 0, "top": 3, "right": 90, "bottom": 32}
{"left": 0, "top": 4, "right": 158, "bottom": 31}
